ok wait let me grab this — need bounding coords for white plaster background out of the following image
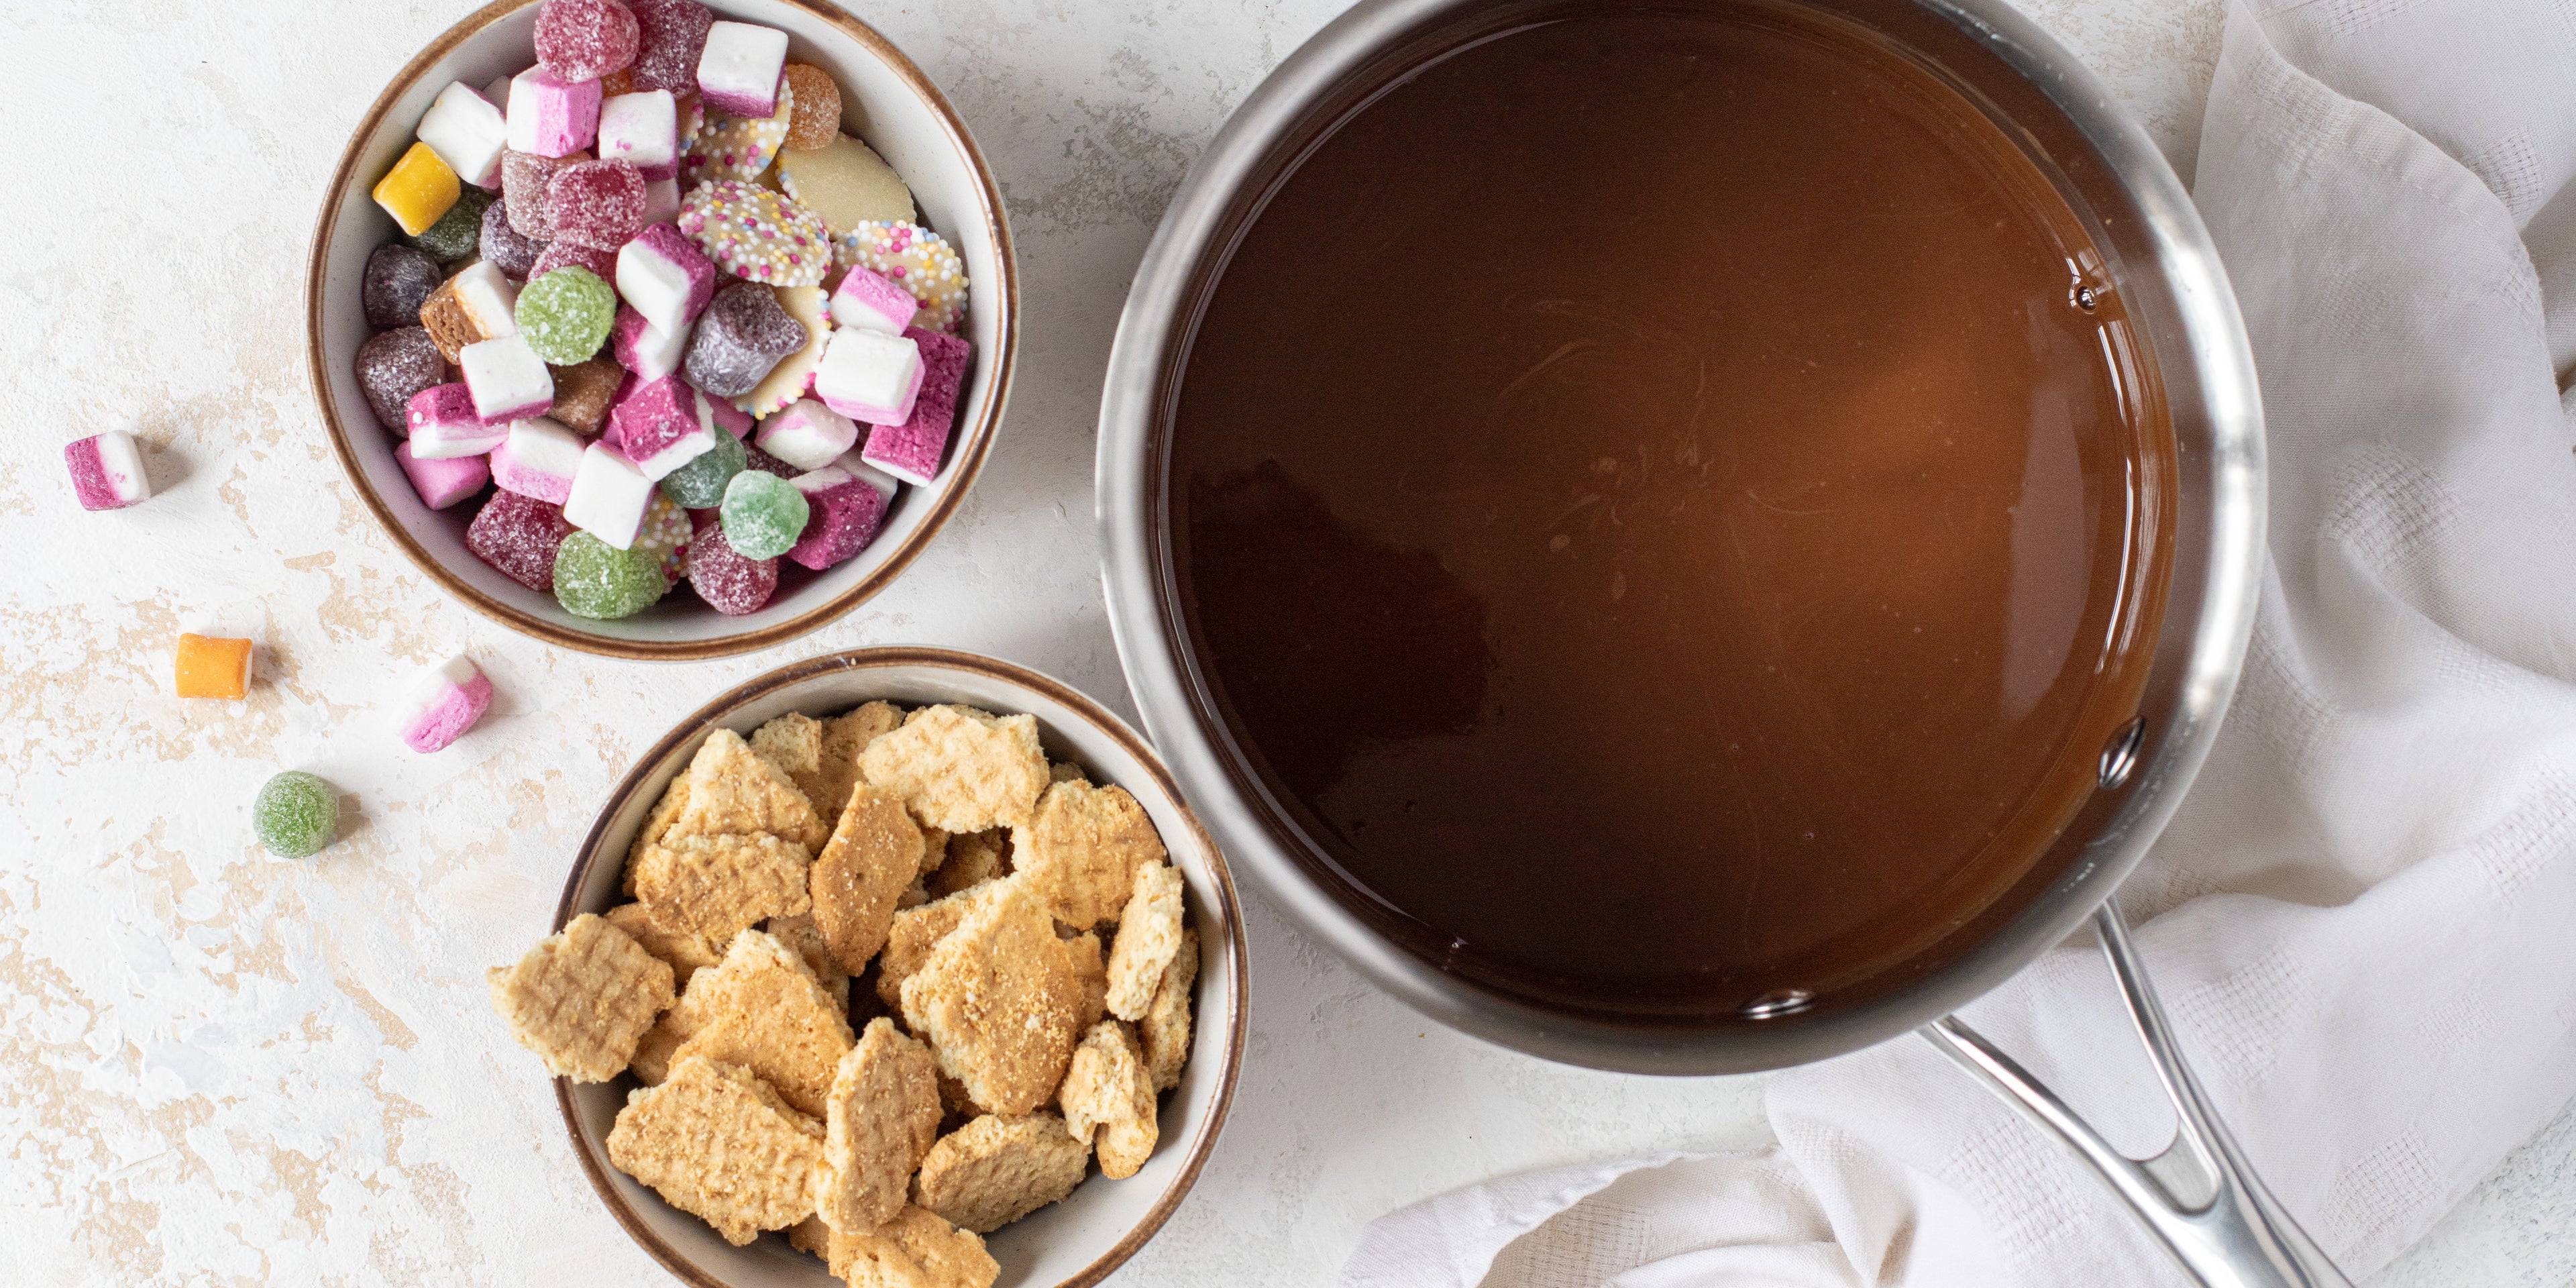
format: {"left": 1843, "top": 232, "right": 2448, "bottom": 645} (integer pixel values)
{"left": 0, "top": 0, "right": 2564, "bottom": 1283}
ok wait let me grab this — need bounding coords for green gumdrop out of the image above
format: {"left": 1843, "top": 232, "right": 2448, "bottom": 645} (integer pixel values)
{"left": 553, "top": 530, "right": 670, "bottom": 619}
{"left": 659, "top": 430, "right": 746, "bottom": 508}
{"left": 720, "top": 470, "right": 810, "bottom": 560}
{"left": 254, "top": 770, "right": 341, "bottom": 859}
{"left": 408, "top": 186, "right": 493, "bottom": 262}
{"left": 517, "top": 266, "right": 616, "bottom": 364}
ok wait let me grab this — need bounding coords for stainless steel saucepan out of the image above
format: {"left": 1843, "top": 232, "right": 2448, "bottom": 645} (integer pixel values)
{"left": 1093, "top": 1, "right": 2339, "bottom": 1283}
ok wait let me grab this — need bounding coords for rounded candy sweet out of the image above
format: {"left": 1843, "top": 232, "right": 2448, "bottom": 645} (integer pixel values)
{"left": 354, "top": 327, "right": 447, "bottom": 431}
{"left": 679, "top": 178, "right": 830, "bottom": 286}
{"left": 834, "top": 221, "right": 968, "bottom": 333}
{"left": 681, "top": 78, "right": 792, "bottom": 184}
{"left": 547, "top": 158, "right": 647, "bottom": 250}
{"left": 778, "top": 133, "right": 914, "bottom": 235}
{"left": 553, "top": 530, "right": 669, "bottom": 619}
{"left": 502, "top": 149, "right": 587, "bottom": 239}
{"left": 658, "top": 425, "right": 745, "bottom": 507}
{"left": 363, "top": 244, "right": 443, "bottom": 329}
{"left": 780, "top": 64, "right": 841, "bottom": 152}
{"left": 529, "top": 239, "right": 619, "bottom": 282}
{"left": 408, "top": 185, "right": 494, "bottom": 262}
{"left": 686, "top": 517, "right": 778, "bottom": 614}
{"left": 686, "top": 282, "right": 808, "bottom": 398}
{"left": 535, "top": 0, "right": 639, "bottom": 81}
{"left": 254, "top": 770, "right": 341, "bottom": 859}
{"left": 517, "top": 266, "right": 617, "bottom": 365}
{"left": 720, "top": 469, "right": 809, "bottom": 559}
{"left": 480, "top": 198, "right": 547, "bottom": 278}
{"left": 627, "top": 0, "right": 714, "bottom": 94}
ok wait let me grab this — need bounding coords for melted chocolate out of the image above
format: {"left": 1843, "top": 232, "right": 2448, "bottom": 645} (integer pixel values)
{"left": 1167, "top": 0, "right": 2172, "bottom": 1015}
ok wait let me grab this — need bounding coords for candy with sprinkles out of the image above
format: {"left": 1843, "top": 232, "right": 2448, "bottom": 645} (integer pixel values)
{"left": 656, "top": 419, "right": 744, "bottom": 507}
{"left": 635, "top": 491, "right": 695, "bottom": 584}
{"left": 784, "top": 460, "right": 892, "bottom": 572}
{"left": 733, "top": 284, "right": 828, "bottom": 419}
{"left": 396, "top": 438, "right": 490, "bottom": 509}
{"left": 777, "top": 133, "right": 914, "bottom": 234}
{"left": 616, "top": 221, "right": 716, "bottom": 334}
{"left": 536, "top": 0, "right": 639, "bottom": 81}
{"left": 374, "top": 142, "right": 460, "bottom": 237}
{"left": 408, "top": 184, "right": 493, "bottom": 262}
{"left": 468, "top": 490, "right": 574, "bottom": 591}
{"left": 418, "top": 80, "right": 511, "bottom": 188}
{"left": 460, "top": 333, "right": 557, "bottom": 423}
{"left": 364, "top": 244, "right": 443, "bottom": 329}
{"left": 833, "top": 220, "right": 967, "bottom": 333}
{"left": 685, "top": 514, "right": 777, "bottom": 614}
{"left": 612, "top": 305, "right": 688, "bottom": 381}
{"left": 548, "top": 158, "right": 647, "bottom": 250}
{"left": 628, "top": 0, "right": 713, "bottom": 94}
{"left": 355, "top": 327, "right": 448, "bottom": 431}
{"left": 695, "top": 20, "right": 787, "bottom": 117}
{"left": 64, "top": 431, "right": 152, "bottom": 511}
{"left": 419, "top": 260, "right": 521, "bottom": 361}
{"left": 401, "top": 656, "right": 495, "bottom": 754}
{"left": 517, "top": 266, "right": 617, "bottom": 364}
{"left": 492, "top": 416, "right": 588, "bottom": 504}
{"left": 529, "top": 238, "right": 619, "bottom": 282}
{"left": 502, "top": 149, "right": 586, "bottom": 239}
{"left": 686, "top": 280, "right": 807, "bottom": 397}
{"left": 755, "top": 398, "right": 855, "bottom": 471}
{"left": 680, "top": 180, "right": 830, "bottom": 286}
{"left": 597, "top": 89, "right": 679, "bottom": 179}
{"left": 176, "top": 634, "right": 255, "bottom": 700}
{"left": 549, "top": 355, "right": 626, "bottom": 433}
{"left": 861, "top": 327, "right": 971, "bottom": 485}
{"left": 680, "top": 78, "right": 792, "bottom": 184}
{"left": 506, "top": 67, "right": 603, "bottom": 159}
{"left": 480, "top": 201, "right": 547, "bottom": 278}
{"left": 407, "top": 382, "right": 510, "bottom": 458}
{"left": 553, "top": 529, "right": 668, "bottom": 619}
{"left": 779, "top": 63, "right": 840, "bottom": 152}
{"left": 253, "top": 771, "right": 341, "bottom": 859}
{"left": 719, "top": 466, "right": 808, "bottom": 560}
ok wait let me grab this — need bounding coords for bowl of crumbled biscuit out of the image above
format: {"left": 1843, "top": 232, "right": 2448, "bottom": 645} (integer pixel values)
{"left": 485, "top": 646, "right": 1244, "bottom": 1287}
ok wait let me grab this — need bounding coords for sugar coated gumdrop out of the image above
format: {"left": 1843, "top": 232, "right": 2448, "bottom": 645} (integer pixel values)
{"left": 536, "top": 0, "right": 640, "bottom": 81}
{"left": 363, "top": 244, "right": 443, "bottom": 329}
{"left": 685, "top": 515, "right": 777, "bottom": 614}
{"left": 354, "top": 327, "right": 447, "bottom": 431}
{"left": 408, "top": 184, "right": 494, "bottom": 262}
{"left": 502, "top": 150, "right": 588, "bottom": 239}
{"left": 479, "top": 198, "right": 547, "bottom": 278}
{"left": 530, "top": 239, "right": 619, "bottom": 282}
{"left": 686, "top": 280, "right": 806, "bottom": 397}
{"left": 517, "top": 266, "right": 617, "bottom": 365}
{"left": 547, "top": 158, "right": 647, "bottom": 250}
{"left": 553, "top": 530, "right": 669, "bottom": 619}
{"left": 833, "top": 221, "right": 967, "bottom": 333}
{"left": 627, "top": 0, "right": 714, "bottom": 94}
{"left": 657, "top": 423, "right": 745, "bottom": 507}
{"left": 719, "top": 468, "right": 808, "bottom": 559}
{"left": 778, "top": 64, "right": 840, "bottom": 152}
{"left": 468, "top": 490, "right": 575, "bottom": 591}
{"left": 253, "top": 771, "right": 341, "bottom": 859}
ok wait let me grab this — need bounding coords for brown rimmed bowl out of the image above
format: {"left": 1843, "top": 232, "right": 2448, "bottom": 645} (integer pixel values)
{"left": 307, "top": 0, "right": 1018, "bottom": 659}
{"left": 552, "top": 647, "right": 1246, "bottom": 1286}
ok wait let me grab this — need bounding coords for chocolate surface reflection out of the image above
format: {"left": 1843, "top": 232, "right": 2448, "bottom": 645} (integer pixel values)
{"left": 1169, "top": 0, "right": 2172, "bottom": 1014}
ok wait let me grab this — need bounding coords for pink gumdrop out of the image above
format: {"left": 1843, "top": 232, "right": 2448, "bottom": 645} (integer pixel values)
{"left": 547, "top": 159, "right": 647, "bottom": 251}
{"left": 536, "top": 0, "right": 641, "bottom": 81}
{"left": 685, "top": 515, "right": 777, "bottom": 614}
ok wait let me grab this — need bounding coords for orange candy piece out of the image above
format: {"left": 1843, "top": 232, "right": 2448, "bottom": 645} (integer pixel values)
{"left": 780, "top": 64, "right": 841, "bottom": 152}
{"left": 174, "top": 634, "right": 254, "bottom": 700}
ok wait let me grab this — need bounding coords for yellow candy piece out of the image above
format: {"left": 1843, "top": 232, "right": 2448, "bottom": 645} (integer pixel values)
{"left": 174, "top": 633, "right": 254, "bottom": 700}
{"left": 373, "top": 141, "right": 460, "bottom": 237}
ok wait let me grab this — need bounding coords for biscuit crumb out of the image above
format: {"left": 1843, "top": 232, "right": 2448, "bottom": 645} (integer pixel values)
{"left": 911, "top": 1113, "right": 1091, "bottom": 1234}
{"left": 606, "top": 1055, "right": 824, "bottom": 1244}
{"left": 1138, "top": 926, "right": 1198, "bottom": 1092}
{"left": 1103, "top": 863, "right": 1185, "bottom": 1021}
{"left": 899, "top": 880, "right": 1093, "bottom": 1116}
{"left": 928, "top": 828, "right": 1008, "bottom": 899}
{"left": 1010, "top": 780, "right": 1169, "bottom": 928}
{"left": 488, "top": 913, "right": 675, "bottom": 1082}
{"left": 806, "top": 702, "right": 903, "bottom": 824}
{"left": 1057, "top": 1021, "right": 1158, "bottom": 1179}
{"left": 876, "top": 879, "right": 1006, "bottom": 1009}
{"left": 859, "top": 705, "right": 1049, "bottom": 833}
{"left": 816, "top": 1018, "right": 943, "bottom": 1234}
{"left": 623, "top": 775, "right": 693, "bottom": 894}
{"left": 765, "top": 911, "right": 851, "bottom": 1009}
{"left": 1048, "top": 761, "right": 1088, "bottom": 786}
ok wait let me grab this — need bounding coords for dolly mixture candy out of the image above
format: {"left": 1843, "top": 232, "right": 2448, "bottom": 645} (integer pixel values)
{"left": 397, "top": 438, "right": 491, "bottom": 509}
{"left": 686, "top": 282, "right": 807, "bottom": 398}
{"left": 480, "top": 198, "right": 547, "bottom": 277}
{"left": 373, "top": 142, "right": 460, "bottom": 237}
{"left": 536, "top": 0, "right": 639, "bottom": 81}
{"left": 65, "top": 431, "right": 153, "bottom": 511}
{"left": 402, "top": 655, "right": 496, "bottom": 753}
{"left": 679, "top": 179, "right": 828, "bottom": 286}
{"left": 355, "top": 327, "right": 447, "bottom": 431}
{"left": 720, "top": 468, "right": 808, "bottom": 560}
{"left": 684, "top": 515, "right": 777, "bottom": 614}
{"left": 174, "top": 633, "right": 254, "bottom": 700}
{"left": 627, "top": 0, "right": 714, "bottom": 94}
{"left": 502, "top": 150, "right": 587, "bottom": 239}
{"left": 517, "top": 266, "right": 618, "bottom": 365}
{"left": 548, "top": 158, "right": 648, "bottom": 250}
{"left": 409, "top": 182, "right": 494, "bottom": 262}
{"left": 657, "top": 423, "right": 745, "bottom": 508}
{"left": 363, "top": 244, "right": 443, "bottom": 329}
{"left": 833, "top": 220, "right": 967, "bottom": 333}
{"left": 254, "top": 771, "right": 341, "bottom": 859}
{"left": 508, "top": 67, "right": 604, "bottom": 158}
{"left": 554, "top": 529, "right": 669, "bottom": 619}
{"left": 468, "top": 490, "right": 576, "bottom": 592}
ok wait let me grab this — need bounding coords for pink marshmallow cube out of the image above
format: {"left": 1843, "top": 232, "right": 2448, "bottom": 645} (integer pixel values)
{"left": 505, "top": 68, "right": 602, "bottom": 158}
{"left": 615, "top": 222, "right": 718, "bottom": 335}
{"left": 490, "top": 417, "right": 588, "bottom": 504}
{"left": 783, "top": 464, "right": 890, "bottom": 572}
{"left": 754, "top": 398, "right": 856, "bottom": 470}
{"left": 695, "top": 21, "right": 787, "bottom": 117}
{"left": 597, "top": 90, "right": 678, "bottom": 180}
{"left": 408, "top": 382, "right": 513, "bottom": 458}
{"left": 612, "top": 305, "right": 689, "bottom": 381}
{"left": 608, "top": 375, "right": 720, "bottom": 479}
{"left": 419, "top": 80, "right": 511, "bottom": 188}
{"left": 64, "top": 431, "right": 152, "bottom": 511}
{"left": 395, "top": 438, "right": 492, "bottom": 509}
{"left": 561, "top": 441, "right": 656, "bottom": 547}
{"left": 401, "top": 655, "right": 494, "bottom": 753}
{"left": 458, "top": 335, "right": 556, "bottom": 425}
{"left": 812, "top": 327, "right": 923, "bottom": 425}
{"left": 829, "top": 265, "right": 918, "bottom": 335}
{"left": 859, "top": 328, "right": 971, "bottom": 486}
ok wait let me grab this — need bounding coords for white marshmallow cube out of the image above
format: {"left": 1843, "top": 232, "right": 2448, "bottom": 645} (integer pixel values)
{"left": 490, "top": 417, "right": 587, "bottom": 504}
{"left": 458, "top": 335, "right": 555, "bottom": 425}
{"left": 561, "top": 442, "right": 655, "bottom": 549}
{"left": 616, "top": 236, "right": 702, "bottom": 336}
{"left": 812, "top": 327, "right": 923, "bottom": 425}
{"left": 417, "top": 80, "right": 511, "bottom": 188}
{"left": 449, "top": 260, "right": 519, "bottom": 339}
{"left": 597, "top": 91, "right": 678, "bottom": 179}
{"left": 696, "top": 22, "right": 788, "bottom": 117}
{"left": 754, "top": 398, "right": 857, "bottom": 471}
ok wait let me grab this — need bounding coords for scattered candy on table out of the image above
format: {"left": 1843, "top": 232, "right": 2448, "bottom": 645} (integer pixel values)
{"left": 719, "top": 468, "right": 808, "bottom": 560}
{"left": 460, "top": 334, "right": 556, "bottom": 423}
{"left": 64, "top": 431, "right": 152, "bottom": 511}
{"left": 468, "top": 490, "right": 575, "bottom": 591}
{"left": 363, "top": 244, "right": 443, "bottom": 329}
{"left": 863, "top": 326, "right": 973, "bottom": 486}
{"left": 354, "top": 327, "right": 447, "bottom": 431}
{"left": 417, "top": 80, "right": 511, "bottom": 188}
{"left": 401, "top": 655, "right": 495, "bottom": 753}
{"left": 373, "top": 141, "right": 460, "bottom": 236}
{"left": 252, "top": 771, "right": 340, "bottom": 859}
{"left": 175, "top": 633, "right": 254, "bottom": 700}
{"left": 517, "top": 266, "right": 618, "bottom": 364}
{"left": 813, "top": 325, "right": 922, "bottom": 425}
{"left": 397, "top": 438, "right": 492, "bottom": 509}
{"left": 685, "top": 280, "right": 806, "bottom": 396}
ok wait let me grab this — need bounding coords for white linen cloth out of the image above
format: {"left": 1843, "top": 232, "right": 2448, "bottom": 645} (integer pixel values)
{"left": 1339, "top": 2, "right": 2576, "bottom": 1283}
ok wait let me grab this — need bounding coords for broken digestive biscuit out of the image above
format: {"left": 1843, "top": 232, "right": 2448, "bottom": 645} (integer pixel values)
{"left": 631, "top": 831, "right": 814, "bottom": 940}
{"left": 1103, "top": 863, "right": 1185, "bottom": 1021}
{"left": 673, "top": 726, "right": 831, "bottom": 851}
{"left": 1010, "top": 780, "right": 1171, "bottom": 929}
{"left": 804, "top": 700, "right": 904, "bottom": 824}
{"left": 605, "top": 1055, "right": 825, "bottom": 1245}
{"left": 669, "top": 928, "right": 857, "bottom": 1118}
{"left": 927, "top": 828, "right": 1008, "bottom": 899}
{"left": 857, "top": 704, "right": 1049, "bottom": 834}
{"left": 751, "top": 712, "right": 826, "bottom": 784}
{"left": 487, "top": 912, "right": 676, "bottom": 1082}
{"left": 1047, "top": 761, "right": 1088, "bottom": 786}
{"left": 912, "top": 1112, "right": 1093, "bottom": 1234}
{"left": 898, "top": 879, "right": 1095, "bottom": 1116}
{"left": 815, "top": 1018, "right": 944, "bottom": 1234}
{"left": 766, "top": 910, "right": 852, "bottom": 1009}
{"left": 604, "top": 899, "right": 729, "bottom": 987}
{"left": 623, "top": 774, "right": 693, "bottom": 894}
{"left": 1057, "top": 1021, "right": 1158, "bottom": 1180}
{"left": 806, "top": 1204, "right": 999, "bottom": 1288}
{"left": 1138, "top": 926, "right": 1198, "bottom": 1092}
{"left": 810, "top": 783, "right": 925, "bottom": 974}
{"left": 875, "top": 877, "right": 1006, "bottom": 1009}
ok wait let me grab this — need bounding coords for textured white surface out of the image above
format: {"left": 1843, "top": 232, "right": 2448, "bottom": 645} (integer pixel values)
{"left": 0, "top": 0, "right": 2561, "bottom": 1284}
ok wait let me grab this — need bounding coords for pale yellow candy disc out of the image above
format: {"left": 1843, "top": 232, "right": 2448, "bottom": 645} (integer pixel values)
{"left": 779, "top": 133, "right": 917, "bottom": 236}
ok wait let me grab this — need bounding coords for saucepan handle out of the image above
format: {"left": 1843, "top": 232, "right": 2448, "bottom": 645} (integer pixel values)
{"left": 1917, "top": 897, "right": 2352, "bottom": 1288}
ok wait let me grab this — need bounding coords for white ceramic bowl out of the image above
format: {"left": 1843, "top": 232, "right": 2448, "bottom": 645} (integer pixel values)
{"left": 307, "top": 0, "right": 1017, "bottom": 659}
{"left": 554, "top": 647, "right": 1246, "bottom": 1287}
